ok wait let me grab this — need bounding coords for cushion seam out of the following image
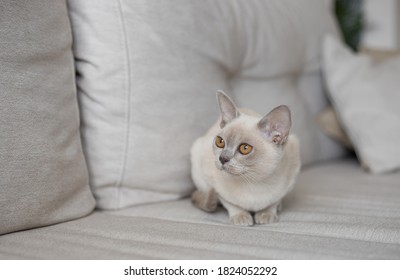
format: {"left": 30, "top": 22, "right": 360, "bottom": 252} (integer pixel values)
{"left": 115, "top": 0, "right": 132, "bottom": 208}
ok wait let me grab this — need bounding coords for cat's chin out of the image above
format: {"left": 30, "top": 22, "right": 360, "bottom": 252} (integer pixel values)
{"left": 215, "top": 162, "right": 243, "bottom": 176}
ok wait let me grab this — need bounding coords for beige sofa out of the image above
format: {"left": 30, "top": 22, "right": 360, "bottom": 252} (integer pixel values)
{"left": 1, "top": 0, "right": 399, "bottom": 259}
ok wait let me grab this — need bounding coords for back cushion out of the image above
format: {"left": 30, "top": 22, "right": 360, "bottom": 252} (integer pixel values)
{"left": 68, "top": 0, "right": 346, "bottom": 210}
{"left": 0, "top": 0, "right": 95, "bottom": 234}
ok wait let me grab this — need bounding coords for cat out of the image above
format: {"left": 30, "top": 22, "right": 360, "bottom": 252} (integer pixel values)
{"left": 190, "top": 90, "right": 301, "bottom": 226}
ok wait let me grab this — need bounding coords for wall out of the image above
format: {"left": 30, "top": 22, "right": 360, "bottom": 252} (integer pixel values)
{"left": 362, "top": 0, "right": 400, "bottom": 50}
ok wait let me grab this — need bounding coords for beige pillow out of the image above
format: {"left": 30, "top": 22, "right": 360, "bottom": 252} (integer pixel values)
{"left": 317, "top": 106, "right": 353, "bottom": 150}
{"left": 0, "top": 0, "right": 95, "bottom": 235}
{"left": 361, "top": 48, "right": 400, "bottom": 62}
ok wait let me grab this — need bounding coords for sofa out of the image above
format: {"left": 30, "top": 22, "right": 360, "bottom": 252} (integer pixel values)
{"left": 1, "top": 0, "right": 400, "bottom": 259}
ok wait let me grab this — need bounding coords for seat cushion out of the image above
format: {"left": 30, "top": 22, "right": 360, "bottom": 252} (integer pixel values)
{"left": 68, "top": 0, "right": 346, "bottom": 210}
{"left": 0, "top": 0, "right": 95, "bottom": 235}
{"left": 1, "top": 158, "right": 399, "bottom": 259}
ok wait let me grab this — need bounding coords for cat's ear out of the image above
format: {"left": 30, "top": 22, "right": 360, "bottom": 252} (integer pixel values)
{"left": 258, "top": 105, "right": 291, "bottom": 145}
{"left": 216, "top": 90, "right": 240, "bottom": 128}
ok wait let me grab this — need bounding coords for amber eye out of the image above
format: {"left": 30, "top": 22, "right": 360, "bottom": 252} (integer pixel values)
{"left": 215, "top": 136, "right": 225, "bottom": 148}
{"left": 239, "top": 143, "right": 253, "bottom": 155}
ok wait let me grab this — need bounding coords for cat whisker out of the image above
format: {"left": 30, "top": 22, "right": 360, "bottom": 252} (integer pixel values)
{"left": 238, "top": 173, "right": 251, "bottom": 184}
{"left": 239, "top": 171, "right": 257, "bottom": 184}
{"left": 245, "top": 170, "right": 261, "bottom": 183}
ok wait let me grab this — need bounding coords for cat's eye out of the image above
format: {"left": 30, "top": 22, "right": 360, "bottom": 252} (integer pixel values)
{"left": 239, "top": 143, "right": 253, "bottom": 155}
{"left": 215, "top": 136, "right": 225, "bottom": 148}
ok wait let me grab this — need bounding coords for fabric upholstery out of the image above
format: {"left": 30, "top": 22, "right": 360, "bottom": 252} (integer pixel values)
{"left": 317, "top": 106, "right": 353, "bottom": 149}
{"left": 0, "top": 0, "right": 95, "bottom": 235}
{"left": 68, "top": 0, "right": 346, "bottom": 210}
{"left": 323, "top": 36, "right": 400, "bottom": 173}
{"left": 1, "top": 159, "right": 399, "bottom": 259}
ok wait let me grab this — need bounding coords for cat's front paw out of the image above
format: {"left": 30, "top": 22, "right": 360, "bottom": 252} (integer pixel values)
{"left": 230, "top": 212, "right": 254, "bottom": 226}
{"left": 254, "top": 211, "right": 279, "bottom": 224}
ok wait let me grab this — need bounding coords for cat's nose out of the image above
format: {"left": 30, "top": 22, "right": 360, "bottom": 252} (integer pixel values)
{"left": 219, "top": 155, "right": 230, "bottom": 165}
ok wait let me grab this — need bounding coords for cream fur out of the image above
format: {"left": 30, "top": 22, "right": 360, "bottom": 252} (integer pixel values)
{"left": 190, "top": 91, "right": 301, "bottom": 226}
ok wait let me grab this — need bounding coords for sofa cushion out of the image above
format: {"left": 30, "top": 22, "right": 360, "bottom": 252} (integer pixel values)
{"left": 323, "top": 36, "right": 400, "bottom": 173}
{"left": 0, "top": 0, "right": 95, "bottom": 235}
{"left": 1, "top": 158, "right": 399, "bottom": 259}
{"left": 68, "top": 0, "right": 346, "bottom": 210}
{"left": 317, "top": 106, "right": 354, "bottom": 149}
